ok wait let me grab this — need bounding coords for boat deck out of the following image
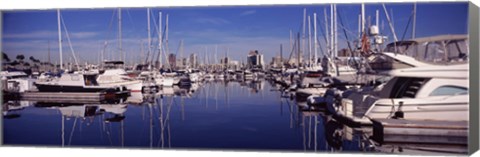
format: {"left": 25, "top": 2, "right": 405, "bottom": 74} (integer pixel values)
{"left": 371, "top": 119, "right": 468, "bottom": 146}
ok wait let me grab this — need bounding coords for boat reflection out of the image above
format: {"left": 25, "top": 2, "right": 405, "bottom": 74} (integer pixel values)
{"left": 281, "top": 91, "right": 373, "bottom": 152}
{"left": 2, "top": 100, "right": 34, "bottom": 119}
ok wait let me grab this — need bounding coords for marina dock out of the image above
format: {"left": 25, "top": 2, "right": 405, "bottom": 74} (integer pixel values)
{"left": 20, "top": 92, "right": 106, "bottom": 103}
{"left": 371, "top": 119, "right": 468, "bottom": 146}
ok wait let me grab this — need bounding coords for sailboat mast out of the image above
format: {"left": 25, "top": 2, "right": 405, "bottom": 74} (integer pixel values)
{"left": 358, "top": 14, "right": 361, "bottom": 38}
{"left": 215, "top": 45, "right": 218, "bottom": 65}
{"left": 329, "top": 4, "right": 334, "bottom": 59}
{"left": 147, "top": 8, "right": 151, "bottom": 67}
{"left": 165, "top": 14, "right": 169, "bottom": 56}
{"left": 159, "top": 12, "right": 162, "bottom": 67}
{"left": 204, "top": 47, "right": 208, "bottom": 66}
{"left": 412, "top": 3, "right": 417, "bottom": 39}
{"left": 324, "top": 7, "right": 329, "bottom": 58}
{"left": 289, "top": 29, "right": 293, "bottom": 53}
{"left": 280, "top": 44, "right": 283, "bottom": 67}
{"left": 302, "top": 8, "right": 306, "bottom": 65}
{"left": 308, "top": 15, "right": 312, "bottom": 65}
{"left": 297, "top": 32, "right": 301, "bottom": 67}
{"left": 361, "top": 4, "right": 365, "bottom": 34}
{"left": 313, "top": 13, "right": 317, "bottom": 64}
{"left": 48, "top": 40, "right": 51, "bottom": 63}
{"left": 57, "top": 9, "right": 63, "bottom": 70}
{"left": 166, "top": 14, "right": 170, "bottom": 68}
{"left": 118, "top": 8, "right": 123, "bottom": 63}
{"left": 334, "top": 4, "right": 337, "bottom": 58}
{"left": 226, "top": 47, "right": 229, "bottom": 69}
{"left": 382, "top": 4, "right": 398, "bottom": 42}
{"left": 180, "top": 40, "right": 184, "bottom": 68}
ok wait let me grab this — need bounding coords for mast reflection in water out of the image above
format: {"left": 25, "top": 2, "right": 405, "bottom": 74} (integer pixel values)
{"left": 3, "top": 80, "right": 368, "bottom": 152}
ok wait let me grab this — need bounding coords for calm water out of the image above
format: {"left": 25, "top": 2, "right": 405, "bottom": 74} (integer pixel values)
{"left": 3, "top": 80, "right": 367, "bottom": 152}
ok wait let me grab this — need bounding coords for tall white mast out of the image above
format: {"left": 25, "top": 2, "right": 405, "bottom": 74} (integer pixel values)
{"left": 289, "top": 29, "right": 293, "bottom": 53}
{"left": 334, "top": 4, "right": 337, "bottom": 58}
{"left": 412, "top": 3, "right": 417, "bottom": 39}
{"left": 57, "top": 9, "right": 63, "bottom": 70}
{"left": 147, "top": 8, "right": 151, "bottom": 66}
{"left": 215, "top": 45, "right": 218, "bottom": 65}
{"left": 358, "top": 14, "right": 361, "bottom": 38}
{"left": 382, "top": 4, "right": 398, "bottom": 42}
{"left": 302, "top": 8, "right": 306, "bottom": 64}
{"left": 159, "top": 11, "right": 163, "bottom": 67}
{"left": 166, "top": 14, "right": 169, "bottom": 57}
{"left": 329, "top": 5, "right": 333, "bottom": 59}
{"left": 180, "top": 40, "right": 184, "bottom": 68}
{"left": 161, "top": 14, "right": 170, "bottom": 69}
{"left": 324, "top": 7, "right": 329, "bottom": 58}
{"left": 308, "top": 15, "right": 312, "bottom": 65}
{"left": 118, "top": 8, "right": 123, "bottom": 63}
{"left": 361, "top": 4, "right": 365, "bottom": 34}
{"left": 205, "top": 47, "right": 207, "bottom": 65}
{"left": 376, "top": 10, "right": 379, "bottom": 28}
{"left": 313, "top": 13, "right": 317, "bottom": 64}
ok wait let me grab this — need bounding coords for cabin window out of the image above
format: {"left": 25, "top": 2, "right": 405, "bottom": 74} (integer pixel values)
{"left": 389, "top": 77, "right": 429, "bottom": 98}
{"left": 429, "top": 86, "right": 467, "bottom": 96}
{"left": 84, "top": 75, "right": 99, "bottom": 86}
{"left": 446, "top": 40, "right": 468, "bottom": 61}
{"left": 424, "top": 42, "right": 445, "bottom": 62}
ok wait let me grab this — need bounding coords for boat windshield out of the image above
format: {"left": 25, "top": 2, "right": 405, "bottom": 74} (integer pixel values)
{"left": 84, "top": 74, "right": 99, "bottom": 86}
{"left": 383, "top": 37, "right": 468, "bottom": 64}
{"left": 103, "top": 61, "right": 124, "bottom": 69}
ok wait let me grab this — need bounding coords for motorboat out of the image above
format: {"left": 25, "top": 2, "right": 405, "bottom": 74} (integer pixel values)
{"left": 97, "top": 61, "right": 143, "bottom": 92}
{"left": 34, "top": 72, "right": 129, "bottom": 98}
{"left": 334, "top": 63, "right": 468, "bottom": 124}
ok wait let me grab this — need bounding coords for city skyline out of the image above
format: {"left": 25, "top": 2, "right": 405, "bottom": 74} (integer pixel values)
{"left": 2, "top": 2, "right": 468, "bottom": 66}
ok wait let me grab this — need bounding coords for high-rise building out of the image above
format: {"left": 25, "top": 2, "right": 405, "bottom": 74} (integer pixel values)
{"left": 220, "top": 57, "right": 229, "bottom": 65}
{"left": 247, "top": 50, "right": 264, "bottom": 68}
{"left": 189, "top": 53, "right": 198, "bottom": 68}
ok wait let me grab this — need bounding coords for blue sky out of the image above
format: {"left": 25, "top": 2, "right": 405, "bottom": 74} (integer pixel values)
{"left": 2, "top": 2, "right": 468, "bottom": 65}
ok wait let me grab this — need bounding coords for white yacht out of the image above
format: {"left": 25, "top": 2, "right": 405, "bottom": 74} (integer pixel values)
{"left": 163, "top": 72, "right": 180, "bottom": 86}
{"left": 337, "top": 63, "right": 468, "bottom": 124}
{"left": 138, "top": 70, "right": 174, "bottom": 87}
{"left": 34, "top": 72, "right": 126, "bottom": 93}
{"left": 97, "top": 69, "right": 143, "bottom": 92}
{"left": 97, "top": 61, "right": 143, "bottom": 92}
{"left": 188, "top": 69, "right": 202, "bottom": 82}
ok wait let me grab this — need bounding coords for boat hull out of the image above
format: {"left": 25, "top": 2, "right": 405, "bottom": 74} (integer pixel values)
{"left": 34, "top": 83, "right": 113, "bottom": 93}
{"left": 99, "top": 80, "right": 143, "bottom": 92}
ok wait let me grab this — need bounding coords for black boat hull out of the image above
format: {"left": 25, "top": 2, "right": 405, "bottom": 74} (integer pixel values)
{"left": 34, "top": 83, "right": 112, "bottom": 93}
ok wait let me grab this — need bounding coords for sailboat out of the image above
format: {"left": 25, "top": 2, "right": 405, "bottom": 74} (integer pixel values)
{"left": 35, "top": 10, "right": 127, "bottom": 94}
{"left": 96, "top": 9, "right": 143, "bottom": 92}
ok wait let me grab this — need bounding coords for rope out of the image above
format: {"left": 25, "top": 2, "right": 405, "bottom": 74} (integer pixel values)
{"left": 102, "top": 9, "right": 117, "bottom": 63}
{"left": 60, "top": 15, "right": 80, "bottom": 69}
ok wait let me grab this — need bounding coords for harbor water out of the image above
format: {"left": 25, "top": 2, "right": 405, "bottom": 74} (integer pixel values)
{"left": 3, "top": 80, "right": 367, "bottom": 152}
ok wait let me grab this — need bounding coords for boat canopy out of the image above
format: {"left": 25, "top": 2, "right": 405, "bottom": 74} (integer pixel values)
{"left": 383, "top": 34, "right": 468, "bottom": 64}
